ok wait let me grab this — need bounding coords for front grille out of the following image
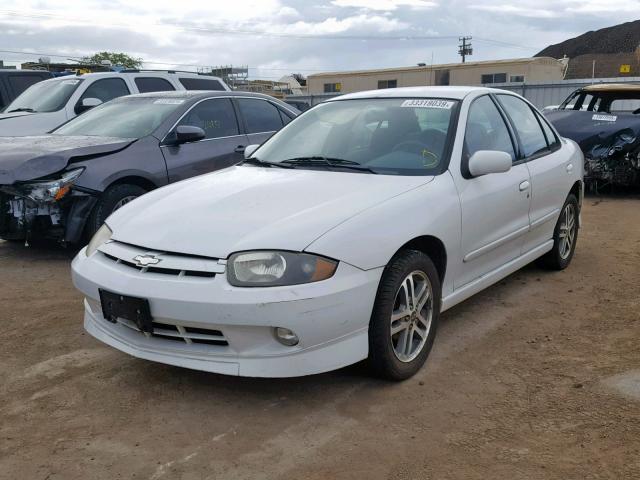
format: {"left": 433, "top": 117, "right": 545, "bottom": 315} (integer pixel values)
{"left": 98, "top": 240, "right": 225, "bottom": 279}
{"left": 116, "top": 317, "right": 228, "bottom": 346}
{"left": 102, "top": 253, "right": 217, "bottom": 278}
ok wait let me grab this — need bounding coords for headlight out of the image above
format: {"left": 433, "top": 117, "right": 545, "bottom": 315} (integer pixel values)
{"left": 227, "top": 251, "right": 338, "bottom": 287}
{"left": 16, "top": 168, "right": 84, "bottom": 203}
{"left": 86, "top": 223, "right": 113, "bottom": 257}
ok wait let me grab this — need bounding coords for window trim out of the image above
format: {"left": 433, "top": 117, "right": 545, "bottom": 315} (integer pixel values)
{"left": 493, "top": 93, "right": 555, "bottom": 163}
{"left": 160, "top": 96, "right": 243, "bottom": 146}
{"left": 460, "top": 93, "right": 519, "bottom": 179}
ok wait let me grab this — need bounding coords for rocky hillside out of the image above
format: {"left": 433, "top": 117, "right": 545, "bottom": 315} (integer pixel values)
{"left": 536, "top": 20, "right": 640, "bottom": 58}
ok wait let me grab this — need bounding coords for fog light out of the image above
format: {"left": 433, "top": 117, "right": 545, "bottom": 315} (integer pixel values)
{"left": 274, "top": 327, "right": 299, "bottom": 346}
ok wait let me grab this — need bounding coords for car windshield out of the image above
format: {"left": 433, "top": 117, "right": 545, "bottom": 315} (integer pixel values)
{"left": 251, "top": 98, "right": 458, "bottom": 175}
{"left": 53, "top": 97, "right": 184, "bottom": 139}
{"left": 5, "top": 78, "right": 83, "bottom": 113}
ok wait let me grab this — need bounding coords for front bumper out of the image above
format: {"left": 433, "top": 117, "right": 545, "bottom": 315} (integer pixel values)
{"left": 72, "top": 244, "right": 382, "bottom": 377}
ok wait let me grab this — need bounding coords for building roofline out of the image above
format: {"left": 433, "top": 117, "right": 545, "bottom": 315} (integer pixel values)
{"left": 308, "top": 57, "right": 560, "bottom": 78}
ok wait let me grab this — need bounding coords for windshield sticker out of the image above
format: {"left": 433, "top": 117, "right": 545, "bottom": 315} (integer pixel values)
{"left": 592, "top": 114, "right": 617, "bottom": 122}
{"left": 401, "top": 99, "right": 455, "bottom": 109}
{"left": 153, "top": 99, "right": 185, "bottom": 105}
{"left": 61, "top": 80, "right": 80, "bottom": 85}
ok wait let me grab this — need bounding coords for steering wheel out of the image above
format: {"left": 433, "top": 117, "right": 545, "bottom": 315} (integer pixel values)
{"left": 392, "top": 140, "right": 439, "bottom": 167}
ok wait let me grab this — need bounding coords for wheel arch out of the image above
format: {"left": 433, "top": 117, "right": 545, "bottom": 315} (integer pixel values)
{"left": 394, "top": 235, "right": 447, "bottom": 284}
{"left": 106, "top": 175, "right": 157, "bottom": 192}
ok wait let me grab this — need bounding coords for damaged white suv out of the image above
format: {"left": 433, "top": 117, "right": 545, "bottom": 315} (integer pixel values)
{"left": 72, "top": 87, "right": 584, "bottom": 380}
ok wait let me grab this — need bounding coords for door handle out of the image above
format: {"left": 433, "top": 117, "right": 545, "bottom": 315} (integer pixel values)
{"left": 519, "top": 180, "right": 530, "bottom": 191}
{"left": 234, "top": 145, "right": 246, "bottom": 153}
{"left": 566, "top": 163, "right": 574, "bottom": 173}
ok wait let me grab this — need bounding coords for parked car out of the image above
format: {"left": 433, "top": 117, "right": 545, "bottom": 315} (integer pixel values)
{"left": 285, "top": 99, "right": 311, "bottom": 112}
{"left": 0, "top": 69, "right": 53, "bottom": 113}
{"left": 72, "top": 87, "right": 583, "bottom": 380}
{"left": 545, "top": 83, "right": 640, "bottom": 189}
{"left": 0, "top": 91, "right": 298, "bottom": 244}
{"left": 0, "top": 70, "right": 229, "bottom": 136}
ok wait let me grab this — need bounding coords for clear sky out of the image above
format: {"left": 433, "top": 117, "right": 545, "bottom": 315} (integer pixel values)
{"left": 0, "top": 0, "right": 637, "bottom": 78}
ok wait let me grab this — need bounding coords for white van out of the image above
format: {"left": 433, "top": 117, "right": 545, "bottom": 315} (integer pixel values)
{"left": 0, "top": 70, "right": 229, "bottom": 136}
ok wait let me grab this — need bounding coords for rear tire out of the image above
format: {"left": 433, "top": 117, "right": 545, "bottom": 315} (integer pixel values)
{"left": 537, "top": 193, "right": 579, "bottom": 270}
{"left": 85, "top": 184, "right": 146, "bottom": 238}
{"left": 368, "top": 250, "right": 441, "bottom": 381}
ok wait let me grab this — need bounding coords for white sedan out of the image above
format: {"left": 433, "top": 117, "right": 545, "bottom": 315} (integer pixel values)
{"left": 72, "top": 87, "right": 583, "bottom": 380}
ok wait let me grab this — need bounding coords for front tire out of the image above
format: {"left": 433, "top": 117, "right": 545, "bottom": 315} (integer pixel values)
{"left": 368, "top": 250, "right": 441, "bottom": 381}
{"left": 537, "top": 193, "right": 579, "bottom": 270}
{"left": 85, "top": 184, "right": 146, "bottom": 238}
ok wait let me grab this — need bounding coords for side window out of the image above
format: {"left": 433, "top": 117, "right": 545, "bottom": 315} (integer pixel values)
{"left": 135, "top": 77, "right": 175, "bottom": 93}
{"left": 497, "top": 95, "right": 548, "bottom": 158}
{"left": 464, "top": 95, "right": 516, "bottom": 167}
{"left": 179, "top": 78, "right": 225, "bottom": 91}
{"left": 534, "top": 110, "right": 559, "bottom": 149}
{"left": 177, "top": 98, "right": 239, "bottom": 139}
{"left": 7, "top": 75, "right": 45, "bottom": 97}
{"left": 237, "top": 98, "right": 283, "bottom": 134}
{"left": 81, "top": 78, "right": 130, "bottom": 103}
{"left": 278, "top": 108, "right": 294, "bottom": 126}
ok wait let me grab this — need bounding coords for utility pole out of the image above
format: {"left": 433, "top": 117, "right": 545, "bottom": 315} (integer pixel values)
{"left": 458, "top": 36, "right": 473, "bottom": 63}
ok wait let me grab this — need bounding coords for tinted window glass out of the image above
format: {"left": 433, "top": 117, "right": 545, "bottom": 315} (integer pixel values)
{"left": 253, "top": 98, "right": 459, "bottom": 176}
{"left": 177, "top": 98, "right": 239, "bottom": 139}
{"left": 237, "top": 98, "right": 283, "bottom": 133}
{"left": 54, "top": 98, "right": 183, "bottom": 139}
{"left": 81, "top": 78, "right": 130, "bottom": 103}
{"left": 179, "top": 78, "right": 225, "bottom": 91}
{"left": 7, "top": 74, "right": 46, "bottom": 97}
{"left": 135, "top": 77, "right": 175, "bottom": 93}
{"left": 498, "top": 95, "right": 548, "bottom": 157}
{"left": 535, "top": 110, "right": 559, "bottom": 147}
{"left": 5, "top": 78, "right": 83, "bottom": 113}
{"left": 464, "top": 95, "right": 515, "bottom": 163}
{"left": 278, "top": 108, "right": 294, "bottom": 125}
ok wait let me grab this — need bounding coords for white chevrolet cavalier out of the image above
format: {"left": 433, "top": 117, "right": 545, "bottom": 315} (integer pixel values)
{"left": 72, "top": 87, "right": 583, "bottom": 380}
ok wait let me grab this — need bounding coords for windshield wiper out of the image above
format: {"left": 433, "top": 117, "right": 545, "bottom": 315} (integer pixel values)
{"left": 7, "top": 107, "right": 36, "bottom": 113}
{"left": 282, "top": 156, "right": 378, "bottom": 174}
{"left": 242, "top": 157, "right": 294, "bottom": 169}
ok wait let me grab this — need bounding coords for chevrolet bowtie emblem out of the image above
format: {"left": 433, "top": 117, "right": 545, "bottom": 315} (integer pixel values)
{"left": 133, "top": 255, "right": 161, "bottom": 267}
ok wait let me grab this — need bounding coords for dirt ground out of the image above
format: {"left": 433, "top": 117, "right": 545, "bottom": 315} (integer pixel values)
{"left": 1, "top": 197, "right": 639, "bottom": 480}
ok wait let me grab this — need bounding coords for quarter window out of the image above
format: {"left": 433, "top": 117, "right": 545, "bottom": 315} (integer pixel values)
{"left": 177, "top": 98, "right": 239, "bottom": 139}
{"left": 497, "top": 95, "right": 548, "bottom": 158}
{"left": 237, "top": 98, "right": 283, "bottom": 134}
{"left": 464, "top": 95, "right": 516, "bottom": 165}
{"left": 135, "top": 77, "right": 175, "bottom": 93}
{"left": 80, "top": 78, "right": 130, "bottom": 103}
{"left": 534, "top": 110, "right": 559, "bottom": 148}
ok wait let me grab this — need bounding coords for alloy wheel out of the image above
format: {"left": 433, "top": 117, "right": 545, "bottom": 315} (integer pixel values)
{"left": 559, "top": 203, "right": 576, "bottom": 260}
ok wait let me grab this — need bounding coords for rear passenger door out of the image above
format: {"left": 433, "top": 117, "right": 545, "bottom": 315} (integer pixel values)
{"left": 496, "top": 94, "right": 572, "bottom": 253}
{"left": 235, "top": 98, "right": 286, "bottom": 146}
{"left": 161, "top": 98, "right": 248, "bottom": 182}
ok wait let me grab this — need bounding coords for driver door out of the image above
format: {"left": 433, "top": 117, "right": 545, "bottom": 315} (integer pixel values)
{"left": 453, "top": 95, "right": 532, "bottom": 288}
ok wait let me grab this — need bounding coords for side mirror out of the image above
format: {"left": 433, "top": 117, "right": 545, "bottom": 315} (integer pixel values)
{"left": 468, "top": 150, "right": 512, "bottom": 177}
{"left": 75, "top": 97, "right": 102, "bottom": 114}
{"left": 244, "top": 144, "right": 260, "bottom": 159}
{"left": 175, "top": 125, "right": 206, "bottom": 144}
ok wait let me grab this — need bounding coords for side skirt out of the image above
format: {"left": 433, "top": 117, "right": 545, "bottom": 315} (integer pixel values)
{"left": 441, "top": 240, "right": 554, "bottom": 312}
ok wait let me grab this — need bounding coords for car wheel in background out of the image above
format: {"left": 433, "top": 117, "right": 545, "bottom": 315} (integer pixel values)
{"left": 368, "top": 250, "right": 441, "bottom": 381}
{"left": 85, "top": 184, "right": 147, "bottom": 238}
{"left": 537, "top": 193, "right": 579, "bottom": 270}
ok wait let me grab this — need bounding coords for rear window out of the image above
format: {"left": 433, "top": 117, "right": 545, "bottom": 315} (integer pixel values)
{"left": 135, "top": 77, "right": 175, "bottom": 93}
{"left": 179, "top": 78, "right": 225, "bottom": 91}
{"left": 7, "top": 74, "right": 47, "bottom": 97}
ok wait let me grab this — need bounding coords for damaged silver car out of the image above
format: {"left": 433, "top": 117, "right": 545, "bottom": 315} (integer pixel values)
{"left": 545, "top": 84, "right": 640, "bottom": 190}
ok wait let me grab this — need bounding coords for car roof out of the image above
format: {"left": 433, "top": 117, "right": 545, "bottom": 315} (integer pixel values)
{"left": 581, "top": 83, "right": 640, "bottom": 93}
{"left": 333, "top": 86, "right": 512, "bottom": 101}
{"left": 42, "top": 72, "right": 224, "bottom": 81}
{"left": 123, "top": 90, "right": 288, "bottom": 102}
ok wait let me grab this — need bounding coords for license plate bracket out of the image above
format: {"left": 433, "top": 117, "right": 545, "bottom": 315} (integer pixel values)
{"left": 99, "top": 289, "right": 154, "bottom": 333}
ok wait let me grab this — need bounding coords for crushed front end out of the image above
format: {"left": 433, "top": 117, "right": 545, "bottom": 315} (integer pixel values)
{"left": 0, "top": 168, "right": 96, "bottom": 244}
{"left": 584, "top": 129, "right": 640, "bottom": 188}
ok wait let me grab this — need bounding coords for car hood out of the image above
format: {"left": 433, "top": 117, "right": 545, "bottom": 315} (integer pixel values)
{"left": 108, "top": 165, "right": 433, "bottom": 259}
{"left": 0, "top": 135, "right": 135, "bottom": 184}
{"left": 0, "top": 110, "right": 33, "bottom": 120}
{"left": 545, "top": 110, "right": 640, "bottom": 145}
